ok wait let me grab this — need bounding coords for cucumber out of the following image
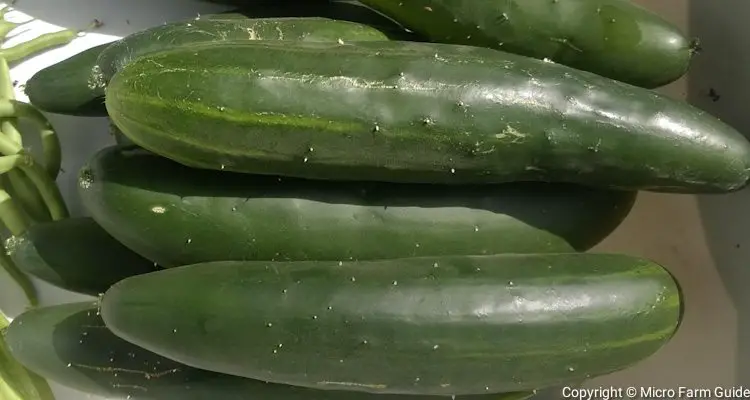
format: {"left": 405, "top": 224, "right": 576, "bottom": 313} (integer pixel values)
{"left": 24, "top": 43, "right": 110, "bottom": 116}
{"left": 25, "top": 15, "right": 392, "bottom": 117}
{"left": 100, "top": 253, "right": 683, "bottom": 396}
{"left": 4, "top": 217, "right": 158, "bottom": 296}
{"left": 5, "top": 302, "right": 535, "bottom": 400}
{"left": 106, "top": 40, "right": 750, "bottom": 193}
{"left": 94, "top": 15, "right": 392, "bottom": 90}
{"left": 356, "top": 0, "right": 694, "bottom": 88}
{"left": 78, "top": 146, "right": 635, "bottom": 267}
{"left": 205, "top": 0, "right": 418, "bottom": 40}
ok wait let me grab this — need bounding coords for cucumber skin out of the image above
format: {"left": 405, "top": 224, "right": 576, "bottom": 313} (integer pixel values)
{"left": 94, "top": 16, "right": 391, "bottom": 89}
{"left": 24, "top": 43, "right": 109, "bottom": 116}
{"left": 5, "top": 302, "right": 534, "bottom": 400}
{"left": 25, "top": 14, "right": 391, "bottom": 118}
{"left": 202, "top": 0, "right": 421, "bottom": 40}
{"left": 357, "top": 0, "right": 692, "bottom": 88}
{"left": 107, "top": 40, "right": 750, "bottom": 193}
{"left": 78, "top": 146, "right": 635, "bottom": 267}
{"left": 100, "top": 253, "right": 682, "bottom": 395}
{"left": 4, "top": 217, "right": 158, "bottom": 296}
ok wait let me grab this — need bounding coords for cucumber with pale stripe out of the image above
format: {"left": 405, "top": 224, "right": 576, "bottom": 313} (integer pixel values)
{"left": 106, "top": 40, "right": 750, "bottom": 193}
{"left": 94, "top": 15, "right": 391, "bottom": 89}
{"left": 100, "top": 253, "right": 683, "bottom": 396}
{"left": 26, "top": 13, "right": 392, "bottom": 116}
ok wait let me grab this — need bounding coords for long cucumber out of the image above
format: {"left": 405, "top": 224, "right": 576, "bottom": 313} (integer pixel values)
{"left": 26, "top": 14, "right": 393, "bottom": 117}
{"left": 78, "top": 146, "right": 636, "bottom": 267}
{"left": 356, "top": 0, "right": 695, "bottom": 88}
{"left": 106, "top": 40, "right": 750, "bottom": 193}
{"left": 6, "top": 302, "right": 535, "bottom": 400}
{"left": 100, "top": 253, "right": 683, "bottom": 396}
{"left": 24, "top": 43, "right": 110, "bottom": 117}
{"left": 93, "top": 15, "right": 392, "bottom": 90}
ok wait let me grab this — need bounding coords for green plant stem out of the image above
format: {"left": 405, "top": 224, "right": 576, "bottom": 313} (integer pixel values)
{"left": 16, "top": 159, "right": 67, "bottom": 221}
{"left": 4, "top": 170, "right": 50, "bottom": 222}
{"left": 0, "top": 100, "right": 61, "bottom": 178}
{"left": 0, "top": 58, "right": 21, "bottom": 145}
{"left": 0, "top": 129, "right": 19, "bottom": 155}
{"left": 0, "top": 143, "right": 67, "bottom": 223}
{"left": 0, "top": 182, "right": 35, "bottom": 307}
{"left": 1, "top": 121, "right": 20, "bottom": 148}
{"left": 0, "top": 182, "right": 28, "bottom": 236}
{"left": 0, "top": 20, "right": 21, "bottom": 40}
{"left": 0, "top": 29, "right": 77, "bottom": 63}
{"left": 0, "top": 1, "right": 15, "bottom": 19}
{"left": 0, "top": 154, "right": 21, "bottom": 175}
{"left": 0, "top": 58, "right": 49, "bottom": 222}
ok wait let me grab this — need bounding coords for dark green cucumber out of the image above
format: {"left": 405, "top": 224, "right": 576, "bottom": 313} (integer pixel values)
{"left": 6, "top": 302, "right": 535, "bottom": 400}
{"left": 356, "top": 0, "right": 693, "bottom": 88}
{"left": 24, "top": 43, "right": 110, "bottom": 116}
{"left": 100, "top": 253, "right": 683, "bottom": 396}
{"left": 26, "top": 15, "right": 392, "bottom": 117}
{"left": 4, "top": 217, "right": 158, "bottom": 296}
{"left": 200, "top": 0, "right": 419, "bottom": 40}
{"left": 78, "top": 146, "right": 635, "bottom": 267}
{"left": 106, "top": 40, "right": 750, "bottom": 193}
{"left": 93, "top": 15, "right": 392, "bottom": 90}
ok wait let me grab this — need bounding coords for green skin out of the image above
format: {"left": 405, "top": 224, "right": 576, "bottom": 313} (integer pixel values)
{"left": 200, "top": 0, "right": 420, "bottom": 40}
{"left": 6, "top": 302, "right": 535, "bottom": 400}
{"left": 106, "top": 40, "right": 750, "bottom": 194}
{"left": 356, "top": 0, "right": 693, "bottom": 88}
{"left": 25, "top": 15, "right": 393, "bottom": 117}
{"left": 0, "top": 316, "right": 56, "bottom": 400}
{"left": 100, "top": 253, "right": 683, "bottom": 396}
{"left": 24, "top": 43, "right": 110, "bottom": 116}
{"left": 95, "top": 16, "right": 391, "bottom": 86}
{"left": 4, "top": 217, "right": 158, "bottom": 296}
{"left": 78, "top": 146, "right": 636, "bottom": 267}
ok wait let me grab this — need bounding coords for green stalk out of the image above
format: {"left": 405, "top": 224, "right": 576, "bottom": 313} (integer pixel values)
{"left": 0, "top": 20, "right": 22, "bottom": 40}
{"left": 0, "top": 58, "right": 21, "bottom": 145}
{"left": 4, "top": 171, "right": 50, "bottom": 222}
{"left": 0, "top": 10, "right": 64, "bottom": 397}
{"left": 0, "top": 29, "right": 77, "bottom": 64}
{"left": 0, "top": 2, "right": 15, "bottom": 19}
{"left": 0, "top": 154, "right": 21, "bottom": 175}
{"left": 0, "top": 181, "right": 35, "bottom": 307}
{"left": 0, "top": 58, "right": 50, "bottom": 221}
{"left": 1, "top": 121, "right": 20, "bottom": 149}
{"left": 0, "top": 99, "right": 61, "bottom": 178}
{"left": 0, "top": 129, "right": 20, "bottom": 156}
{"left": 0, "top": 3, "right": 34, "bottom": 40}
{"left": 0, "top": 182, "right": 29, "bottom": 236}
{"left": 16, "top": 159, "right": 68, "bottom": 221}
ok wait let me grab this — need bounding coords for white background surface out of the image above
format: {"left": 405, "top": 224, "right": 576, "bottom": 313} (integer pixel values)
{"left": 0, "top": 1, "right": 748, "bottom": 399}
